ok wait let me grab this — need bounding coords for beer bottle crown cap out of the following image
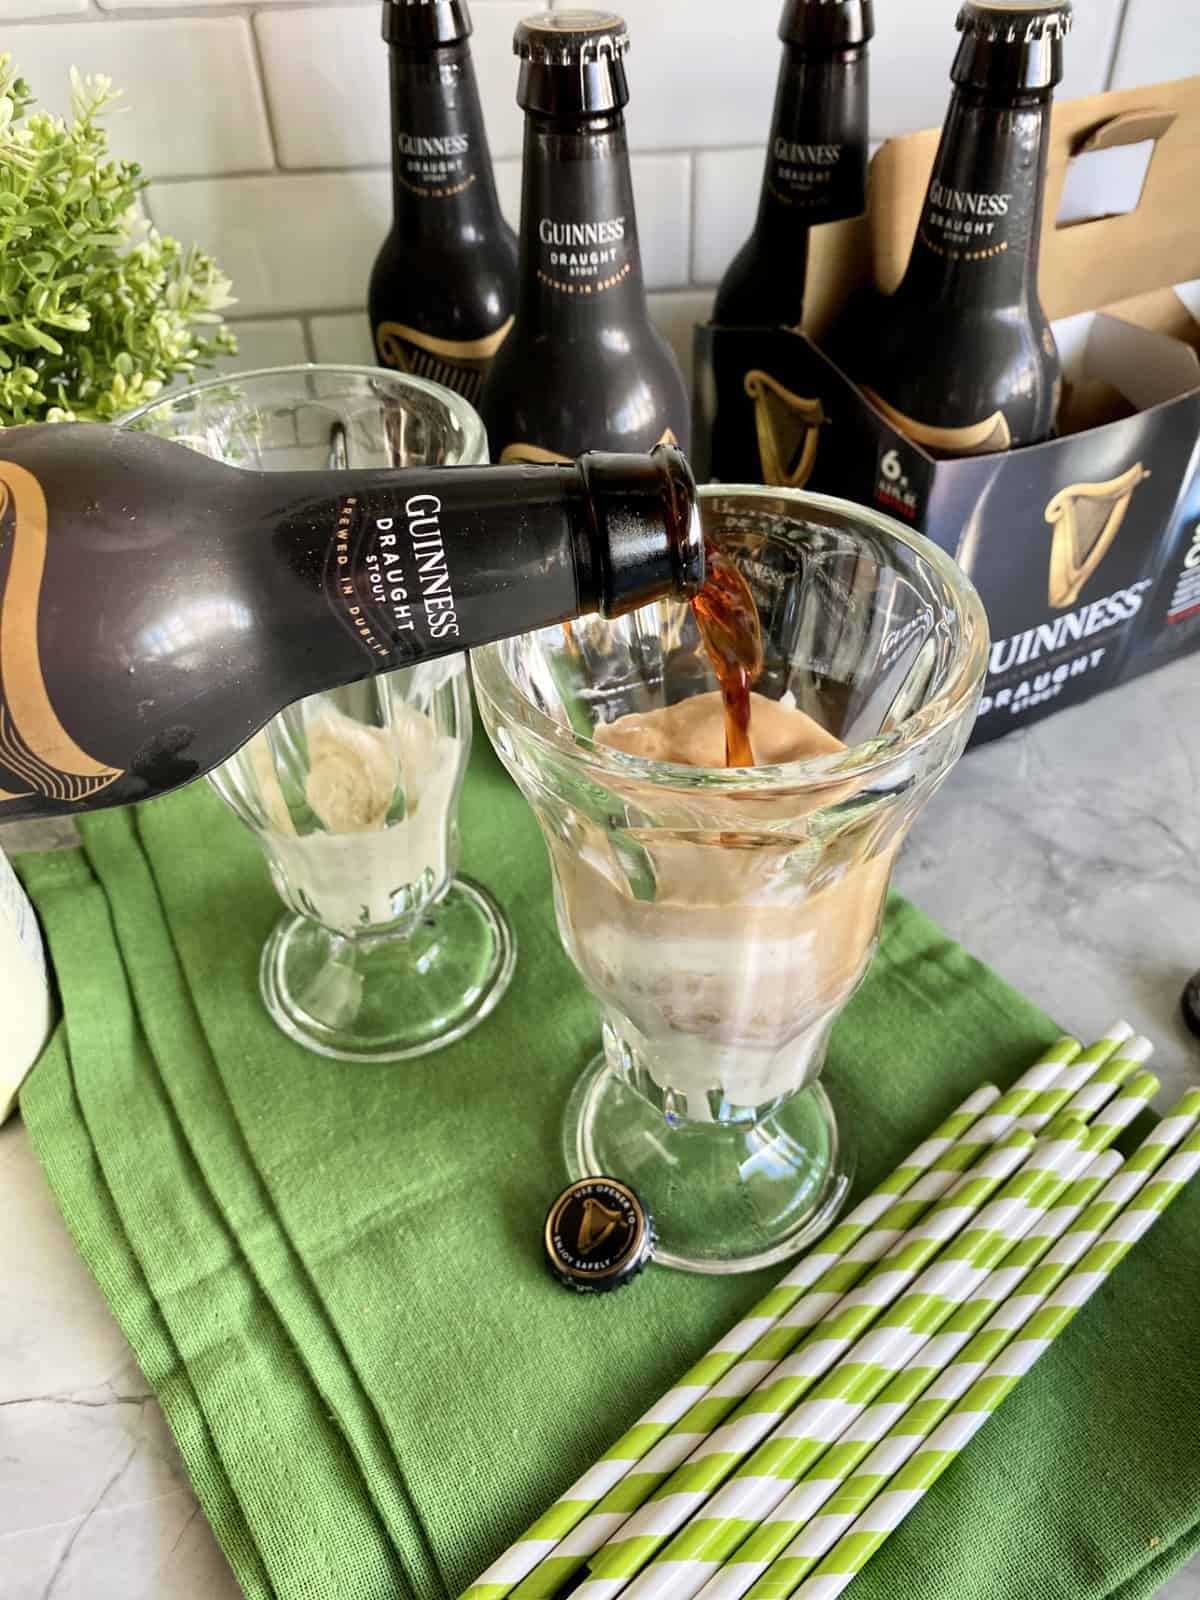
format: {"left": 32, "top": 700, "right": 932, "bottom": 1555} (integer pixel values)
{"left": 382, "top": 0, "right": 473, "bottom": 49}
{"left": 514, "top": 10, "right": 630, "bottom": 116}
{"left": 954, "top": 1, "right": 1071, "bottom": 93}
{"left": 544, "top": 1176, "right": 656, "bottom": 1292}
{"left": 778, "top": 0, "right": 875, "bottom": 53}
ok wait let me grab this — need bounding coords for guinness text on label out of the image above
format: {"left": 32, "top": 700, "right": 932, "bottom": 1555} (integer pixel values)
{"left": 538, "top": 217, "right": 627, "bottom": 247}
{"left": 397, "top": 131, "right": 471, "bottom": 157}
{"left": 988, "top": 581, "right": 1151, "bottom": 675}
{"left": 773, "top": 140, "right": 841, "bottom": 166}
{"left": 928, "top": 181, "right": 1011, "bottom": 217}
{"left": 402, "top": 493, "right": 461, "bottom": 643}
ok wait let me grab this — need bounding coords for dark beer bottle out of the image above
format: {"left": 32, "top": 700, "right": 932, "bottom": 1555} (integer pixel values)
{"left": 368, "top": 0, "right": 518, "bottom": 405}
{"left": 479, "top": 11, "right": 691, "bottom": 462}
{"left": 855, "top": 0, "right": 1071, "bottom": 457}
{"left": 0, "top": 426, "right": 702, "bottom": 820}
{"left": 713, "top": 0, "right": 874, "bottom": 330}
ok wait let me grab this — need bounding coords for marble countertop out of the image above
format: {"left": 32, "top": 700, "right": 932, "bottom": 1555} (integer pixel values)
{"left": 3, "top": 656, "right": 1200, "bottom": 1600}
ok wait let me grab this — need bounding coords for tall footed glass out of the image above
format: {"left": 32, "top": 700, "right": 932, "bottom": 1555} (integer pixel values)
{"left": 473, "top": 485, "right": 988, "bottom": 1272}
{"left": 124, "top": 366, "right": 515, "bottom": 1061}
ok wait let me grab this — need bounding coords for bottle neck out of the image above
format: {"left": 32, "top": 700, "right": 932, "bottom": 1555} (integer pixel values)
{"left": 387, "top": 41, "right": 505, "bottom": 240}
{"left": 754, "top": 42, "right": 870, "bottom": 244}
{"left": 515, "top": 111, "right": 650, "bottom": 331}
{"left": 896, "top": 84, "right": 1054, "bottom": 314}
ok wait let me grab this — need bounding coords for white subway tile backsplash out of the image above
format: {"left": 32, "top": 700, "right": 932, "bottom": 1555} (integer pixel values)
{"left": 218, "top": 318, "right": 310, "bottom": 374}
{"left": 0, "top": 0, "right": 84, "bottom": 19}
{"left": 691, "top": 148, "right": 762, "bottom": 286}
{"left": 309, "top": 313, "right": 375, "bottom": 367}
{"left": 494, "top": 156, "right": 521, "bottom": 231}
{"left": 869, "top": 0, "right": 1126, "bottom": 137}
{"left": 255, "top": 2, "right": 528, "bottom": 171}
{"left": 617, "top": 0, "right": 782, "bottom": 152}
{"left": 4, "top": 20, "right": 273, "bottom": 181}
{"left": 1111, "top": 0, "right": 1200, "bottom": 89}
{"left": 99, "top": 0, "right": 296, "bottom": 7}
{"left": 631, "top": 153, "right": 691, "bottom": 290}
{"left": 148, "top": 170, "right": 392, "bottom": 317}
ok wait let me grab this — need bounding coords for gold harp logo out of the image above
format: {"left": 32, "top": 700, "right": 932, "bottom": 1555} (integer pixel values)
{"left": 0, "top": 460, "right": 123, "bottom": 806}
{"left": 1044, "top": 463, "right": 1151, "bottom": 609}
{"left": 499, "top": 429, "right": 678, "bottom": 467}
{"left": 575, "top": 1197, "right": 625, "bottom": 1257}
{"left": 374, "top": 317, "right": 514, "bottom": 405}
{"left": 860, "top": 387, "right": 1012, "bottom": 458}
{"left": 743, "top": 370, "right": 826, "bottom": 489}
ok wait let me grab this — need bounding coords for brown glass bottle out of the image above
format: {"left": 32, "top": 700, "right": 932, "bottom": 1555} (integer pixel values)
{"left": 368, "top": 0, "right": 518, "bottom": 406}
{"left": 714, "top": 0, "right": 873, "bottom": 330}
{"left": 0, "top": 425, "right": 702, "bottom": 820}
{"left": 854, "top": 0, "right": 1070, "bottom": 458}
{"left": 479, "top": 11, "right": 690, "bottom": 462}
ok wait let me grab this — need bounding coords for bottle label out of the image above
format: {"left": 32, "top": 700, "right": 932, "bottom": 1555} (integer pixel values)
{"left": 918, "top": 181, "right": 1017, "bottom": 262}
{"left": 323, "top": 488, "right": 467, "bottom": 660}
{"left": 374, "top": 317, "right": 514, "bottom": 406}
{"left": 0, "top": 459, "right": 125, "bottom": 811}
{"left": 862, "top": 387, "right": 1014, "bottom": 458}
{"left": 534, "top": 213, "right": 633, "bottom": 296}
{"left": 393, "top": 127, "right": 478, "bottom": 199}
{"left": 498, "top": 428, "right": 678, "bottom": 466}
{"left": 767, "top": 140, "right": 854, "bottom": 215}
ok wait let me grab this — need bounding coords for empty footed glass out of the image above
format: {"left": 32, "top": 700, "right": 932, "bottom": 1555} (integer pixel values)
{"left": 124, "top": 366, "right": 515, "bottom": 1061}
{"left": 473, "top": 485, "right": 988, "bottom": 1272}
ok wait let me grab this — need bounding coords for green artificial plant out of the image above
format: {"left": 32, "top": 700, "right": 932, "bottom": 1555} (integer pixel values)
{"left": 0, "top": 53, "right": 237, "bottom": 424}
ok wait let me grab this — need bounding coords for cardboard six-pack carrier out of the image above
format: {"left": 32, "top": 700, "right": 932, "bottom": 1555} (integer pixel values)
{"left": 694, "top": 77, "right": 1200, "bottom": 745}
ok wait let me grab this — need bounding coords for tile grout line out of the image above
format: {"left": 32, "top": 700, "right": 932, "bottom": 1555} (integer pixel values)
{"left": 1102, "top": 0, "right": 1134, "bottom": 90}
{"left": 245, "top": 8, "right": 285, "bottom": 172}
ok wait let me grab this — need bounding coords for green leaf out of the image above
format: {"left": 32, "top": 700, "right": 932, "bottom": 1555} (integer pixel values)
{"left": 0, "top": 53, "right": 234, "bottom": 425}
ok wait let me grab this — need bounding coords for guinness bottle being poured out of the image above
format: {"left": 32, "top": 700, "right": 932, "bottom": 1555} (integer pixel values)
{"left": 714, "top": 0, "right": 874, "bottom": 330}
{"left": 368, "top": 0, "right": 518, "bottom": 404}
{"left": 479, "top": 10, "right": 690, "bottom": 462}
{"left": 855, "top": 0, "right": 1071, "bottom": 457}
{"left": 0, "top": 426, "right": 702, "bottom": 820}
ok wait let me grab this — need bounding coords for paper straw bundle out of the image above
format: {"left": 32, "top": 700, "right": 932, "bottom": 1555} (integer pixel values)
{"left": 464, "top": 1025, "right": 1198, "bottom": 1600}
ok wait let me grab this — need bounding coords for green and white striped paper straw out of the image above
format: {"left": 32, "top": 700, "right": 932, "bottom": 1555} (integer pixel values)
{"left": 785, "top": 1114, "right": 1200, "bottom": 1600}
{"left": 571, "top": 1123, "right": 1043, "bottom": 1599}
{"left": 465, "top": 1032, "right": 1110, "bottom": 1600}
{"left": 702, "top": 1151, "right": 1126, "bottom": 1600}
{"left": 689, "top": 1069, "right": 1168, "bottom": 1600}
{"left": 600, "top": 1087, "right": 1158, "bottom": 1600}
{"left": 566, "top": 1030, "right": 1145, "bottom": 1598}
{"left": 461, "top": 1027, "right": 1128, "bottom": 1600}
{"left": 460, "top": 1084, "right": 1007, "bottom": 1600}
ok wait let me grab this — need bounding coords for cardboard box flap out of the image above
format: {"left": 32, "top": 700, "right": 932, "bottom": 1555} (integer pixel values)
{"left": 1073, "top": 107, "right": 1177, "bottom": 152}
{"left": 861, "top": 77, "right": 1200, "bottom": 323}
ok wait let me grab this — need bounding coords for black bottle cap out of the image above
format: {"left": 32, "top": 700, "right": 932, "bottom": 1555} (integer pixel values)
{"left": 382, "top": 0, "right": 472, "bottom": 49}
{"left": 577, "top": 443, "right": 705, "bottom": 618}
{"left": 544, "top": 1177, "right": 655, "bottom": 1291}
{"left": 778, "top": 0, "right": 875, "bottom": 52}
{"left": 953, "top": 1, "right": 1071, "bottom": 94}
{"left": 514, "top": 10, "right": 630, "bottom": 117}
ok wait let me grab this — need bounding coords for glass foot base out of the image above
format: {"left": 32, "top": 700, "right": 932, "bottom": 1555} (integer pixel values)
{"left": 260, "top": 876, "right": 516, "bottom": 1062}
{"left": 564, "top": 1053, "right": 852, "bottom": 1274}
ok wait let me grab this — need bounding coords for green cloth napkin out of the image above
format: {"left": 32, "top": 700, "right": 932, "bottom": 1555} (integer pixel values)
{"left": 16, "top": 728, "right": 1200, "bottom": 1600}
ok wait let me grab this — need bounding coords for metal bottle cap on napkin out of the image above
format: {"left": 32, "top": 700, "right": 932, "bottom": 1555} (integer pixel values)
{"left": 544, "top": 1176, "right": 656, "bottom": 1292}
